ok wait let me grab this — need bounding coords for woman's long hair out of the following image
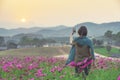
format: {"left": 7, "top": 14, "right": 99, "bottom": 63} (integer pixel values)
{"left": 78, "top": 26, "right": 88, "bottom": 37}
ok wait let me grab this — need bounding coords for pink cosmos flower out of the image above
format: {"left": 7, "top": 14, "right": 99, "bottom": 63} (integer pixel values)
{"left": 50, "top": 66, "right": 63, "bottom": 73}
{"left": 60, "top": 75, "right": 65, "bottom": 78}
{"left": 68, "top": 61, "right": 77, "bottom": 67}
{"left": 48, "top": 58, "right": 57, "bottom": 64}
{"left": 16, "top": 64, "right": 23, "bottom": 69}
{"left": 30, "top": 78, "right": 34, "bottom": 80}
{"left": 35, "top": 69, "right": 46, "bottom": 77}
{"left": 117, "top": 76, "right": 120, "bottom": 80}
{"left": 7, "top": 61, "right": 14, "bottom": 68}
{"left": 80, "top": 59, "right": 93, "bottom": 69}
{"left": 50, "top": 68, "right": 56, "bottom": 73}
{"left": 2, "top": 64, "right": 9, "bottom": 72}
{"left": 77, "top": 62, "right": 83, "bottom": 66}
{"left": 28, "top": 63, "right": 38, "bottom": 70}
{"left": 50, "top": 66, "right": 57, "bottom": 73}
{"left": 83, "top": 58, "right": 88, "bottom": 63}
{"left": 57, "top": 67, "right": 63, "bottom": 72}
{"left": 25, "top": 57, "right": 32, "bottom": 63}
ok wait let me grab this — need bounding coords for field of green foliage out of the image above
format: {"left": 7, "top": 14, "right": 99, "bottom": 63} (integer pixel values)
{"left": 0, "top": 47, "right": 120, "bottom": 80}
{"left": 0, "top": 56, "right": 120, "bottom": 80}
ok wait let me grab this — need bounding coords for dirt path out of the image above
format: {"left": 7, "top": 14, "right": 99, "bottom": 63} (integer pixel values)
{"left": 54, "top": 53, "right": 120, "bottom": 60}
{"left": 112, "top": 46, "right": 120, "bottom": 49}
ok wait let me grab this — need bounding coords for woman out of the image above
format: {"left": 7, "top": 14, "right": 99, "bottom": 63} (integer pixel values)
{"left": 64, "top": 26, "right": 95, "bottom": 78}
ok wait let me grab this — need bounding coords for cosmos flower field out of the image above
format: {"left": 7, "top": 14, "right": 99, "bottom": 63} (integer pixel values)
{"left": 0, "top": 55, "right": 120, "bottom": 80}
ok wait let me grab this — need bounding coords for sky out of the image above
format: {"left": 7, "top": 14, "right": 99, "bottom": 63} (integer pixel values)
{"left": 0, "top": 0, "right": 120, "bottom": 29}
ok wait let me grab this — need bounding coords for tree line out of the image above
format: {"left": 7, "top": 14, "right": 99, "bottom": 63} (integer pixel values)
{"left": 104, "top": 30, "right": 120, "bottom": 42}
{"left": 0, "top": 36, "right": 56, "bottom": 49}
{"left": 92, "top": 30, "right": 120, "bottom": 46}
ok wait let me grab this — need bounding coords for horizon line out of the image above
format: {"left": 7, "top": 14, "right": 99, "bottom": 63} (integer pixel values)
{"left": 0, "top": 21, "right": 120, "bottom": 29}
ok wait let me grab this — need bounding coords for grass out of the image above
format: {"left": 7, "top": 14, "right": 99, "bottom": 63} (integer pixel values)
{"left": 86, "top": 69, "right": 120, "bottom": 80}
{"left": 1, "top": 66, "right": 119, "bottom": 80}
{"left": 0, "top": 46, "right": 70, "bottom": 57}
{"left": 0, "top": 46, "right": 120, "bottom": 80}
{"left": 0, "top": 46, "right": 119, "bottom": 58}
{"left": 94, "top": 47, "right": 120, "bottom": 56}
{"left": 0, "top": 56, "right": 119, "bottom": 80}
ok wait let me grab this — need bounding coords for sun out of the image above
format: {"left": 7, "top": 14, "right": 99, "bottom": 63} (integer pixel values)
{"left": 21, "top": 18, "right": 26, "bottom": 23}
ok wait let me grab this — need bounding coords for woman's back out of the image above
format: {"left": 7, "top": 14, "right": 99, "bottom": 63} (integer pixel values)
{"left": 73, "top": 37, "right": 91, "bottom": 63}
{"left": 65, "top": 26, "right": 95, "bottom": 65}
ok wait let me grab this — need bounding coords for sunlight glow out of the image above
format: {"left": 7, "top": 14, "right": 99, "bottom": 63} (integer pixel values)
{"left": 21, "top": 18, "right": 26, "bottom": 23}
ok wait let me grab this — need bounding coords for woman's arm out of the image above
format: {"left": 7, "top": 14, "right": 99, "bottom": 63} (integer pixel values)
{"left": 70, "top": 27, "right": 76, "bottom": 44}
{"left": 65, "top": 28, "right": 77, "bottom": 65}
{"left": 65, "top": 46, "right": 76, "bottom": 65}
{"left": 70, "top": 33, "right": 74, "bottom": 44}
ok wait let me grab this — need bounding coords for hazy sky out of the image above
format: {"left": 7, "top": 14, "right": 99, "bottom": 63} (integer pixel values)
{"left": 0, "top": 0, "right": 120, "bottom": 29}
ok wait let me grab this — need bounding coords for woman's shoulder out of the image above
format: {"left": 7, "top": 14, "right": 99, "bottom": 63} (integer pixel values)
{"left": 86, "top": 38, "right": 93, "bottom": 45}
{"left": 73, "top": 37, "right": 79, "bottom": 41}
{"left": 73, "top": 36, "right": 92, "bottom": 41}
{"left": 84, "top": 37, "right": 92, "bottom": 42}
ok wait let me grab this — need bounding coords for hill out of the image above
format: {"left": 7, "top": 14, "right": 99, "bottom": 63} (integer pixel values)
{"left": 75, "top": 22, "right": 120, "bottom": 36}
{"left": 37, "top": 22, "right": 120, "bottom": 37}
{"left": 0, "top": 22, "right": 120, "bottom": 37}
{"left": 0, "top": 27, "right": 42, "bottom": 36}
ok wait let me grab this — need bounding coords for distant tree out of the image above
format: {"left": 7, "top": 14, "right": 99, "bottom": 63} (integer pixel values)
{"left": 106, "top": 43, "right": 112, "bottom": 54}
{"left": 104, "top": 30, "right": 113, "bottom": 38}
{"left": 40, "top": 39, "right": 47, "bottom": 46}
{"left": 0, "top": 36, "right": 5, "bottom": 46}
{"left": 46, "top": 39, "right": 56, "bottom": 43}
{"left": 96, "top": 40, "right": 104, "bottom": 46}
{"left": 19, "top": 36, "right": 32, "bottom": 45}
{"left": 116, "top": 32, "right": 120, "bottom": 36}
{"left": 118, "top": 49, "right": 120, "bottom": 53}
{"left": 32, "top": 38, "right": 39, "bottom": 43}
{"left": 7, "top": 42, "right": 17, "bottom": 49}
{"left": 19, "top": 36, "right": 56, "bottom": 47}
{"left": 104, "top": 30, "right": 113, "bottom": 47}
{"left": 116, "top": 32, "right": 120, "bottom": 42}
{"left": 32, "top": 38, "right": 41, "bottom": 47}
{"left": 111, "top": 34, "right": 117, "bottom": 40}
{"left": 92, "top": 38, "right": 97, "bottom": 45}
